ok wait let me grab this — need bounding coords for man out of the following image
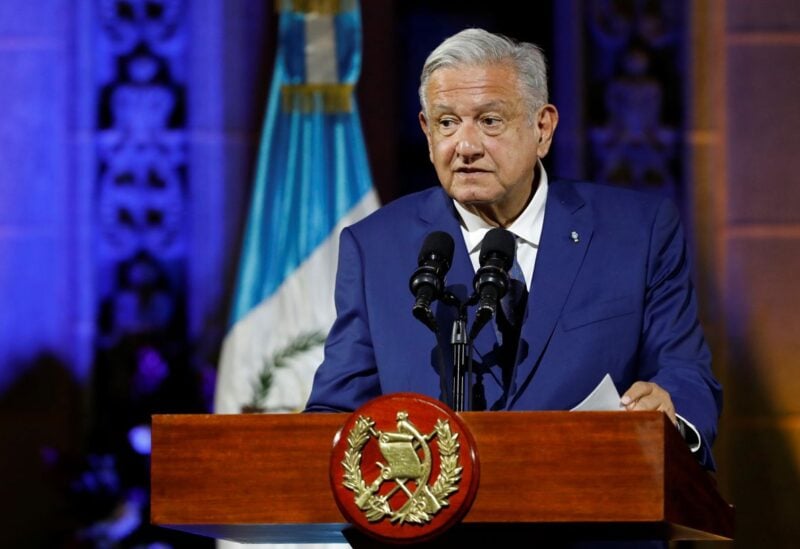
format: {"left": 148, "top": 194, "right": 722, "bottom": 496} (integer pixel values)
{"left": 305, "top": 28, "right": 722, "bottom": 473}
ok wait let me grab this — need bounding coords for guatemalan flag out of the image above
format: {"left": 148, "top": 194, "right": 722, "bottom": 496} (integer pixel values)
{"left": 214, "top": 0, "right": 379, "bottom": 425}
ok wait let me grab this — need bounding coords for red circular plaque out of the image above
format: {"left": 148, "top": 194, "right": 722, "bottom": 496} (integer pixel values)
{"left": 329, "top": 392, "right": 479, "bottom": 544}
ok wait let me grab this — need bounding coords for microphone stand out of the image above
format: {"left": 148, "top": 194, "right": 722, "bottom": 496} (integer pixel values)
{"left": 442, "top": 292, "right": 477, "bottom": 412}
{"left": 418, "top": 286, "right": 486, "bottom": 413}
{"left": 451, "top": 309, "right": 469, "bottom": 412}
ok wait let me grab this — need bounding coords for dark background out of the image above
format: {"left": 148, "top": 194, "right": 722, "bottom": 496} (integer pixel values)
{"left": 2, "top": 1, "right": 800, "bottom": 547}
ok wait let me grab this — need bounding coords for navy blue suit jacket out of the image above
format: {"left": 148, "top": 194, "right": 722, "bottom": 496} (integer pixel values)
{"left": 306, "top": 180, "right": 722, "bottom": 470}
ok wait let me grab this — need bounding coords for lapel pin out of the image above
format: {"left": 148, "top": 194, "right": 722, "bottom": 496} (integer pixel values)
{"left": 570, "top": 231, "right": 580, "bottom": 243}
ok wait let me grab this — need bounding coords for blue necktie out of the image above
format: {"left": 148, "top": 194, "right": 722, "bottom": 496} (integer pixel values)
{"left": 484, "top": 240, "right": 528, "bottom": 409}
{"left": 475, "top": 236, "right": 529, "bottom": 411}
{"left": 501, "top": 252, "right": 527, "bottom": 329}
{"left": 496, "top": 235, "right": 528, "bottom": 372}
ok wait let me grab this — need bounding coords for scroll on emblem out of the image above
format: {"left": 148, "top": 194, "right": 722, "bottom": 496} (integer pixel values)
{"left": 329, "top": 393, "right": 479, "bottom": 544}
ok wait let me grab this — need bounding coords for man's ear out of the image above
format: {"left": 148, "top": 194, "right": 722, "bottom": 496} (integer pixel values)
{"left": 535, "top": 104, "right": 559, "bottom": 158}
{"left": 419, "top": 111, "right": 434, "bottom": 162}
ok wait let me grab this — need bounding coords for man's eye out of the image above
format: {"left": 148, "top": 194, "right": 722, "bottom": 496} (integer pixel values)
{"left": 480, "top": 117, "right": 505, "bottom": 134}
{"left": 437, "top": 118, "right": 458, "bottom": 134}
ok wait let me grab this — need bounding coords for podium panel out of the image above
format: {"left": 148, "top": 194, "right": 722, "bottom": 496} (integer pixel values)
{"left": 150, "top": 410, "right": 733, "bottom": 544}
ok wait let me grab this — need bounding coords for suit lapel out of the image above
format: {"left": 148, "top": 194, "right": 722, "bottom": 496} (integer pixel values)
{"left": 510, "top": 181, "right": 593, "bottom": 405}
{"left": 418, "top": 188, "right": 474, "bottom": 301}
{"left": 418, "top": 188, "right": 471, "bottom": 270}
{"left": 417, "top": 186, "right": 478, "bottom": 335}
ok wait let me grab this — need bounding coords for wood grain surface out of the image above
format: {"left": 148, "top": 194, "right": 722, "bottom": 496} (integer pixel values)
{"left": 151, "top": 410, "right": 733, "bottom": 544}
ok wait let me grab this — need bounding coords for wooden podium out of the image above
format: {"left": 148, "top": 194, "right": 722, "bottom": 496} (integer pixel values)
{"left": 150, "top": 410, "right": 734, "bottom": 545}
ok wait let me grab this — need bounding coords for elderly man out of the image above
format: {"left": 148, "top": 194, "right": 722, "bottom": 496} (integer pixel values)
{"left": 305, "top": 28, "right": 722, "bottom": 480}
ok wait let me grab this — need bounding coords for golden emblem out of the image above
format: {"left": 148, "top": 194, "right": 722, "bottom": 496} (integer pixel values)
{"left": 341, "top": 410, "right": 462, "bottom": 524}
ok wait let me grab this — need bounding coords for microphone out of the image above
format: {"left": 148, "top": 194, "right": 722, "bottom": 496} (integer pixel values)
{"left": 469, "top": 227, "right": 515, "bottom": 339}
{"left": 409, "top": 231, "right": 454, "bottom": 332}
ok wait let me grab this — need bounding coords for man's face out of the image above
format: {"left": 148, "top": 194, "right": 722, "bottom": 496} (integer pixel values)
{"left": 419, "top": 63, "right": 557, "bottom": 223}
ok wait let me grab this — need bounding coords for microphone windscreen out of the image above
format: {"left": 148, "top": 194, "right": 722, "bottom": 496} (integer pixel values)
{"left": 479, "top": 228, "right": 515, "bottom": 269}
{"left": 418, "top": 231, "right": 455, "bottom": 267}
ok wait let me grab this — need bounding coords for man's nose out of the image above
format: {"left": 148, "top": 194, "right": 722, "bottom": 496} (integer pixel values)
{"left": 455, "top": 125, "right": 484, "bottom": 161}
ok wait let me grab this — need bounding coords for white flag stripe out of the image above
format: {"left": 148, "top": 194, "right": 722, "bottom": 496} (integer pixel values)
{"left": 214, "top": 189, "right": 380, "bottom": 415}
{"left": 305, "top": 14, "right": 339, "bottom": 84}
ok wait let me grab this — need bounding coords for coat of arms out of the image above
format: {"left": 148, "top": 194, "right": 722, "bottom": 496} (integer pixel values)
{"left": 341, "top": 410, "right": 462, "bottom": 524}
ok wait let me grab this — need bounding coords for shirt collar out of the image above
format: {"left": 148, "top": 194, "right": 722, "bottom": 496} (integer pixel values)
{"left": 453, "top": 161, "right": 549, "bottom": 254}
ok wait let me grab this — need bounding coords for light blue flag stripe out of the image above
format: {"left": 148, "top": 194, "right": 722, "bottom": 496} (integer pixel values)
{"left": 229, "top": 2, "right": 373, "bottom": 325}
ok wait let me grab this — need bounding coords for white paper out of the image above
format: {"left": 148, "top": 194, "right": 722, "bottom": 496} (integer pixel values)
{"left": 570, "top": 373, "right": 625, "bottom": 411}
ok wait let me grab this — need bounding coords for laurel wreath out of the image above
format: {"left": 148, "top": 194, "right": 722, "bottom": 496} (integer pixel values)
{"left": 429, "top": 419, "right": 462, "bottom": 501}
{"left": 242, "top": 330, "right": 326, "bottom": 413}
{"left": 341, "top": 415, "right": 462, "bottom": 524}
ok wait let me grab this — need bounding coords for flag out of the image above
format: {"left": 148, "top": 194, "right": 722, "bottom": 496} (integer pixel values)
{"left": 214, "top": 0, "right": 379, "bottom": 420}
{"left": 215, "top": 4, "right": 377, "bottom": 546}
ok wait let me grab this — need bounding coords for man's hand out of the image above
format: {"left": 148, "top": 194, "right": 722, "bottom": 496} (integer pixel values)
{"left": 621, "top": 381, "right": 677, "bottom": 426}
